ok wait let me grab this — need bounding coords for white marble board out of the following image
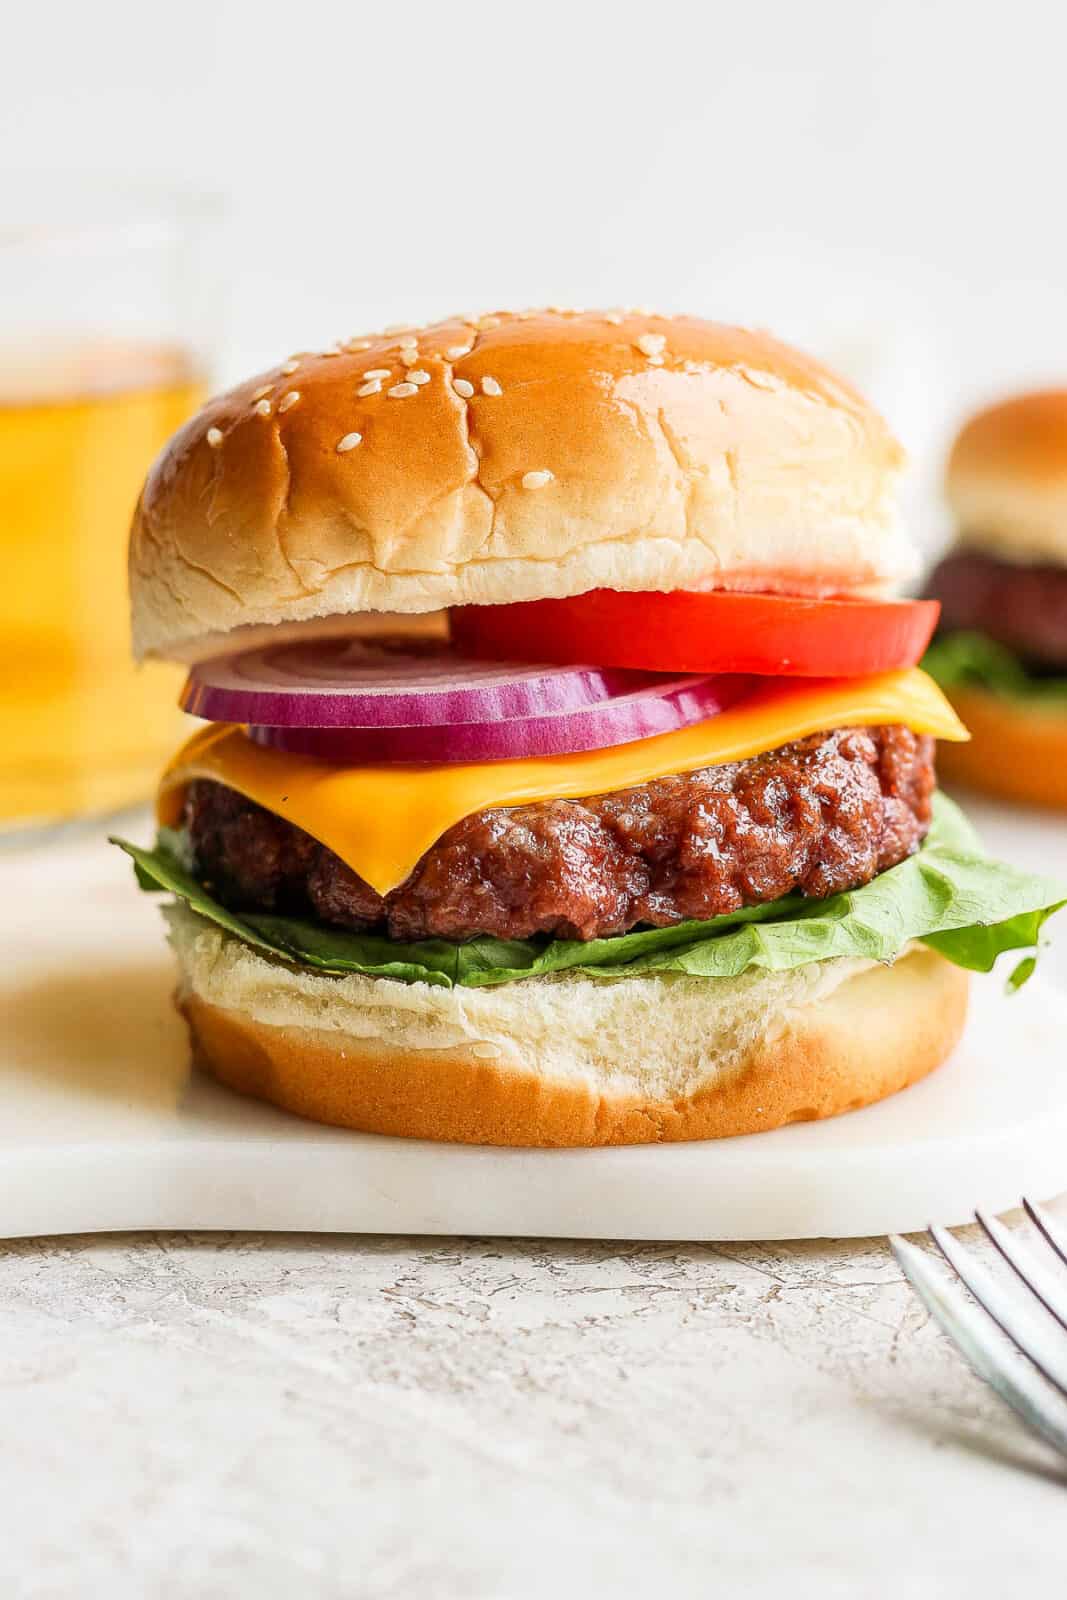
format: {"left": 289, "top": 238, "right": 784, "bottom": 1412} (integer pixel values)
{"left": 3, "top": 805, "right": 1067, "bottom": 1242}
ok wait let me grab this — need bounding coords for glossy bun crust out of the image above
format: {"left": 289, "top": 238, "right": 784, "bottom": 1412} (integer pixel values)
{"left": 935, "top": 684, "right": 1067, "bottom": 811}
{"left": 948, "top": 389, "right": 1067, "bottom": 566}
{"left": 130, "top": 310, "right": 912, "bottom": 660}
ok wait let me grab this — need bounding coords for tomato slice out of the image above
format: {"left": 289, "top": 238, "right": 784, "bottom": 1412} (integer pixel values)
{"left": 451, "top": 590, "right": 941, "bottom": 678}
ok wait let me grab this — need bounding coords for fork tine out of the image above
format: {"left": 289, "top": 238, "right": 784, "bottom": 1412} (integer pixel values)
{"left": 1024, "top": 1199, "right": 1067, "bottom": 1271}
{"left": 976, "top": 1209, "right": 1067, "bottom": 1334}
{"left": 890, "top": 1235, "right": 1067, "bottom": 1461}
{"left": 931, "top": 1224, "right": 1067, "bottom": 1398}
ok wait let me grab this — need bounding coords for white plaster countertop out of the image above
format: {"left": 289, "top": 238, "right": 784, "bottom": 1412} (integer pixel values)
{"left": 1, "top": 1225, "right": 1065, "bottom": 1595}
{"left": 3, "top": 789, "right": 1067, "bottom": 1593}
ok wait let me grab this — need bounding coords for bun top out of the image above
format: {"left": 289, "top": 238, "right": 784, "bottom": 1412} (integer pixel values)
{"left": 129, "top": 309, "right": 913, "bottom": 660}
{"left": 948, "top": 390, "right": 1067, "bottom": 566}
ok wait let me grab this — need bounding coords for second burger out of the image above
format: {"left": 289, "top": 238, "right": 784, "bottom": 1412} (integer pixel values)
{"left": 926, "top": 389, "right": 1067, "bottom": 809}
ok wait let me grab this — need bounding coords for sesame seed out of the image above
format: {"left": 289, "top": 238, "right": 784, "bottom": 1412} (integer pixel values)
{"left": 388, "top": 382, "right": 418, "bottom": 398}
{"left": 321, "top": 345, "right": 343, "bottom": 357}
{"left": 363, "top": 368, "right": 391, "bottom": 380}
{"left": 647, "top": 353, "right": 665, "bottom": 366}
{"left": 476, "top": 314, "right": 501, "bottom": 329}
{"left": 206, "top": 427, "right": 223, "bottom": 448}
{"left": 407, "top": 369, "right": 431, "bottom": 386}
{"left": 521, "top": 469, "right": 554, "bottom": 489}
{"left": 603, "top": 311, "right": 624, "bottom": 325}
{"left": 336, "top": 432, "right": 363, "bottom": 452}
{"left": 635, "top": 332, "right": 666, "bottom": 357}
{"left": 281, "top": 359, "right": 300, "bottom": 375}
{"left": 445, "top": 344, "right": 472, "bottom": 360}
{"left": 348, "top": 339, "right": 372, "bottom": 350}
{"left": 453, "top": 378, "right": 475, "bottom": 399}
{"left": 278, "top": 391, "right": 301, "bottom": 413}
{"left": 253, "top": 398, "right": 272, "bottom": 417}
{"left": 481, "top": 375, "right": 502, "bottom": 396}
{"left": 358, "top": 378, "right": 382, "bottom": 397}
{"left": 252, "top": 383, "right": 273, "bottom": 400}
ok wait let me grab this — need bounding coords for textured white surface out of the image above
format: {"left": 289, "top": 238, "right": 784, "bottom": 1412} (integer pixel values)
{"left": 1, "top": 1225, "right": 1066, "bottom": 1595}
{"left": 3, "top": 796, "right": 1067, "bottom": 1591}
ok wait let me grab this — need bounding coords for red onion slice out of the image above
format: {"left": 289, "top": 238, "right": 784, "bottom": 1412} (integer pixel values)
{"left": 182, "top": 637, "right": 661, "bottom": 728}
{"left": 246, "top": 676, "right": 755, "bottom": 764}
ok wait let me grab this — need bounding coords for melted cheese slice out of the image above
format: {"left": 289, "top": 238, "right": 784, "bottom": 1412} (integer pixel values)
{"left": 159, "top": 669, "right": 968, "bottom": 896}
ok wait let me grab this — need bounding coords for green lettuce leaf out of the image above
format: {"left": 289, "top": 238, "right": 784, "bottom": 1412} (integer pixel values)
{"left": 111, "top": 793, "right": 1064, "bottom": 990}
{"left": 924, "top": 631, "right": 1067, "bottom": 705}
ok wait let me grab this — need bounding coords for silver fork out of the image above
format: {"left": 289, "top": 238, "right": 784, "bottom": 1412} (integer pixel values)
{"left": 890, "top": 1200, "right": 1067, "bottom": 1461}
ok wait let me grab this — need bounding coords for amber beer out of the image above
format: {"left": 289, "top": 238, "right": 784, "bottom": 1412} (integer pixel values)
{"left": 0, "top": 341, "right": 205, "bottom": 826}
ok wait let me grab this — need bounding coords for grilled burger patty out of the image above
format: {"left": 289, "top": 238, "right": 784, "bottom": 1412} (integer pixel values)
{"left": 927, "top": 547, "right": 1067, "bottom": 669}
{"left": 184, "top": 724, "right": 935, "bottom": 944}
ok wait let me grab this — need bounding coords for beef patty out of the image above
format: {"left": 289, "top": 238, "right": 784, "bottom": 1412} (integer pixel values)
{"left": 184, "top": 724, "right": 936, "bottom": 943}
{"left": 927, "top": 547, "right": 1067, "bottom": 669}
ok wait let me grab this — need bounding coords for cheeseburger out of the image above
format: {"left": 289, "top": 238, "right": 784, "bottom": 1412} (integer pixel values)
{"left": 925, "top": 390, "right": 1067, "bottom": 809}
{"left": 115, "top": 311, "right": 1061, "bottom": 1146}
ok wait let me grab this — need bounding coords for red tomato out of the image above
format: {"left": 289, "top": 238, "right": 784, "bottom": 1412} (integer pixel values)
{"left": 451, "top": 590, "right": 941, "bottom": 678}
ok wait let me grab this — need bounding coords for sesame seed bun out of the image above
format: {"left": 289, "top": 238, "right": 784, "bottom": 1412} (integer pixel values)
{"left": 130, "top": 310, "right": 914, "bottom": 661}
{"left": 948, "top": 390, "right": 1067, "bottom": 566}
{"left": 934, "top": 684, "right": 1067, "bottom": 812}
{"left": 167, "top": 906, "right": 967, "bottom": 1147}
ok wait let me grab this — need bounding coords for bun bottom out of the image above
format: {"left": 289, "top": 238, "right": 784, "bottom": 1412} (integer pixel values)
{"left": 170, "top": 909, "right": 968, "bottom": 1146}
{"left": 938, "top": 685, "right": 1067, "bottom": 811}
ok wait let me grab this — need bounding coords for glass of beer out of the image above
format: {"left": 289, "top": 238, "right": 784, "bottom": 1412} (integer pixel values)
{"left": 0, "top": 185, "right": 221, "bottom": 837}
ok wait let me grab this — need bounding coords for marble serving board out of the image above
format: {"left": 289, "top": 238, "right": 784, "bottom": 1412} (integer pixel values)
{"left": 3, "top": 809, "right": 1067, "bottom": 1242}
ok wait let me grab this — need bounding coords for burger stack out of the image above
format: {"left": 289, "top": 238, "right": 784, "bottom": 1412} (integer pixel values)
{"left": 114, "top": 311, "right": 1062, "bottom": 1146}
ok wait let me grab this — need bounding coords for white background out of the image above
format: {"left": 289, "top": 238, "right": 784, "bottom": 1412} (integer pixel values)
{"left": 5, "top": 0, "right": 1067, "bottom": 542}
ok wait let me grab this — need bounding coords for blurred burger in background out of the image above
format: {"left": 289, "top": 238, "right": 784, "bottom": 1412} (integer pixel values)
{"left": 113, "top": 311, "right": 1062, "bottom": 1147}
{"left": 925, "top": 391, "right": 1067, "bottom": 809}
